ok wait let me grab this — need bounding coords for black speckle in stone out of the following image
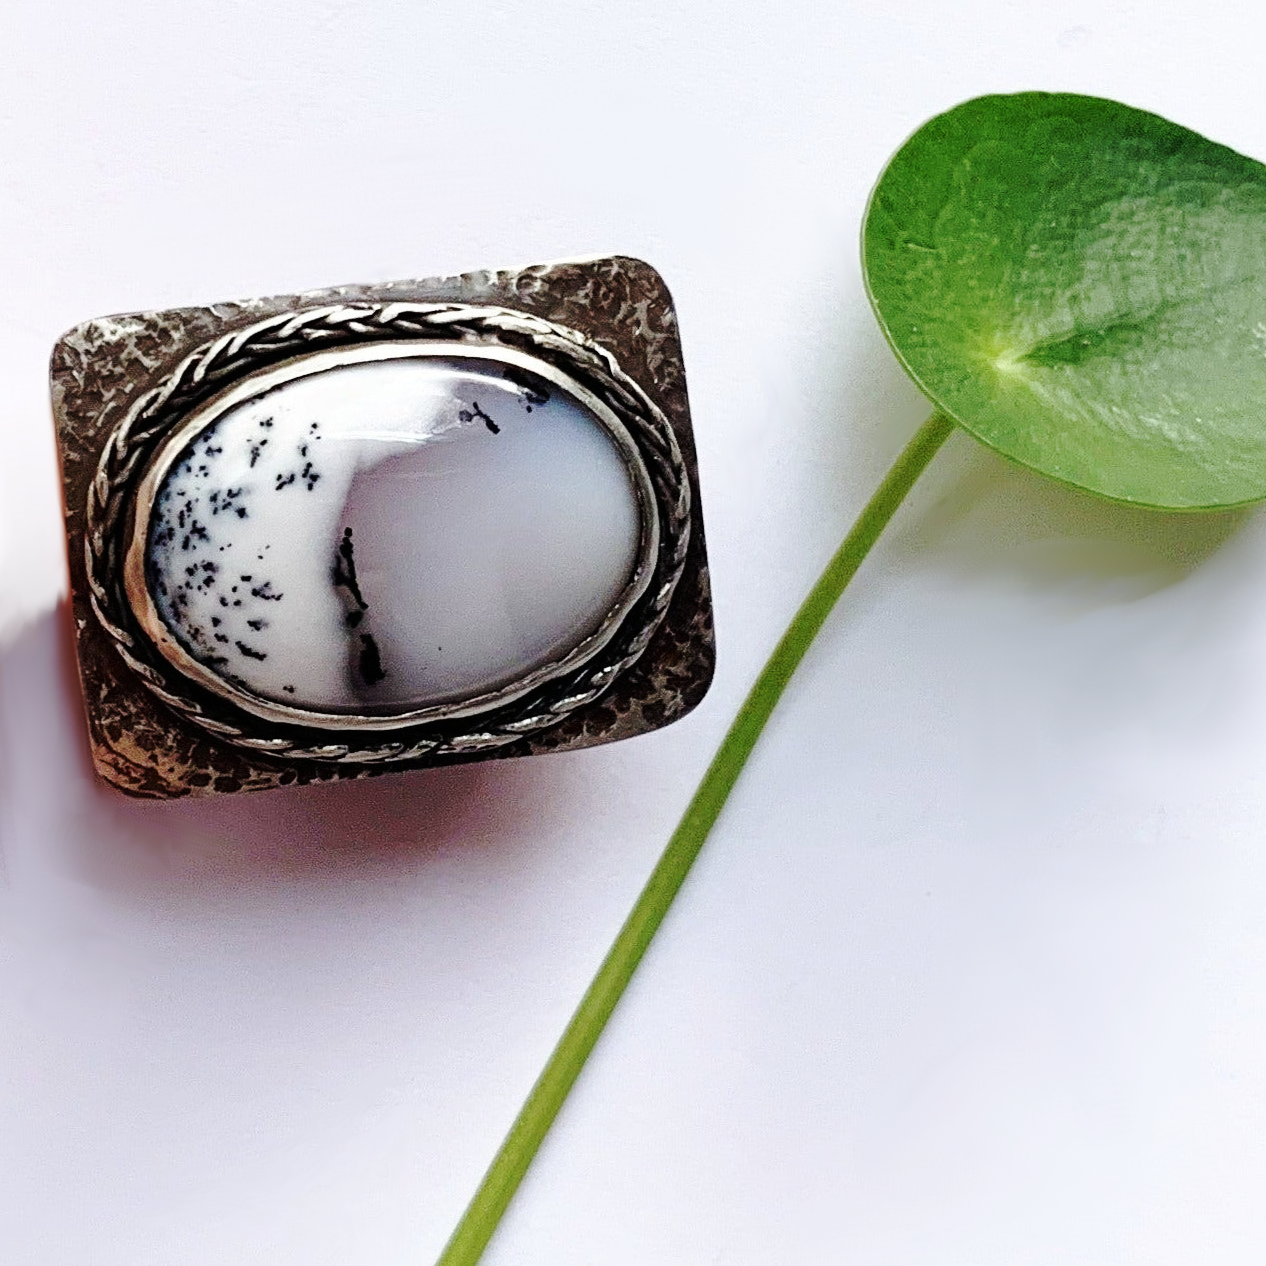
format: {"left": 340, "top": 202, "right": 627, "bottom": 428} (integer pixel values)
{"left": 459, "top": 400, "right": 500, "bottom": 434}
{"left": 358, "top": 634, "right": 386, "bottom": 686}
{"left": 275, "top": 471, "right": 296, "bottom": 491}
{"left": 250, "top": 581, "right": 283, "bottom": 602}
{"left": 248, "top": 437, "right": 269, "bottom": 467}
{"left": 283, "top": 685, "right": 296, "bottom": 694}
{"left": 214, "top": 633, "right": 229, "bottom": 645}
{"left": 211, "top": 617, "right": 221, "bottom": 627}
{"left": 333, "top": 527, "right": 369, "bottom": 612}
{"left": 235, "top": 640, "right": 267, "bottom": 661}
{"left": 246, "top": 618, "right": 268, "bottom": 631}
{"left": 214, "top": 487, "right": 245, "bottom": 518}
{"left": 259, "top": 417, "right": 274, "bottom": 429}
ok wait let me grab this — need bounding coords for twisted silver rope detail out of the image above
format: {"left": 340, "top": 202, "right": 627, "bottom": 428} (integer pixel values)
{"left": 86, "top": 302, "right": 691, "bottom": 764}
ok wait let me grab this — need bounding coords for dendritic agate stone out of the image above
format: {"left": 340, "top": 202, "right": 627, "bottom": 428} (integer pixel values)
{"left": 144, "top": 355, "right": 643, "bottom": 716}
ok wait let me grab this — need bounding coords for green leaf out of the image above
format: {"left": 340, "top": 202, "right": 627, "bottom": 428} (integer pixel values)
{"left": 863, "top": 92, "right": 1266, "bottom": 510}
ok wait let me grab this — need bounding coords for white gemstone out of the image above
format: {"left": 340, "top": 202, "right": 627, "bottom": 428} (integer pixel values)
{"left": 146, "top": 355, "right": 642, "bottom": 714}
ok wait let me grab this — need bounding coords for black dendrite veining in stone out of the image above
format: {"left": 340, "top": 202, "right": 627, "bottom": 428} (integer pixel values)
{"left": 332, "top": 526, "right": 387, "bottom": 688}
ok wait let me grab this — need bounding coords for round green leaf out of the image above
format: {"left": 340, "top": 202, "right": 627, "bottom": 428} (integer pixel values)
{"left": 863, "top": 93, "right": 1266, "bottom": 510}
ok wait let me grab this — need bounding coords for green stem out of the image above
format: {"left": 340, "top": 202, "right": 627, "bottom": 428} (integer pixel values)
{"left": 435, "top": 408, "right": 955, "bottom": 1266}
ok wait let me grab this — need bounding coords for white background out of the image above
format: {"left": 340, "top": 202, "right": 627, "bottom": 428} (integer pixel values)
{"left": 4, "top": 2, "right": 1266, "bottom": 1262}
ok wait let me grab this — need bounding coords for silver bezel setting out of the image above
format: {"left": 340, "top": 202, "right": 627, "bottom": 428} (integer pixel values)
{"left": 122, "top": 341, "right": 662, "bottom": 731}
{"left": 83, "top": 299, "right": 693, "bottom": 766}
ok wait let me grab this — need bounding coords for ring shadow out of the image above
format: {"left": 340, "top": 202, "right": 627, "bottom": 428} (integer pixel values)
{"left": 0, "top": 600, "right": 591, "bottom": 895}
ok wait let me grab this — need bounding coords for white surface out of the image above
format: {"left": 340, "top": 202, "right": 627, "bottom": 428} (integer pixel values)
{"left": 4, "top": 3, "right": 1266, "bottom": 1263}
{"left": 147, "top": 355, "right": 639, "bottom": 710}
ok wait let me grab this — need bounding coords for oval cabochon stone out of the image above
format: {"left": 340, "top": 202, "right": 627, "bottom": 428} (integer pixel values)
{"left": 145, "top": 355, "right": 643, "bottom": 715}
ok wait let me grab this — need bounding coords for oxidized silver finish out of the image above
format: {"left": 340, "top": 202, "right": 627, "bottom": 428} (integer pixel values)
{"left": 52, "top": 255, "right": 714, "bottom": 798}
{"left": 120, "top": 341, "right": 664, "bottom": 732}
{"left": 86, "top": 302, "right": 691, "bottom": 764}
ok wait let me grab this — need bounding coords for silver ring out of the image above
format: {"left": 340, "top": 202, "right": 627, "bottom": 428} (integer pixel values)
{"left": 84, "top": 300, "right": 692, "bottom": 766}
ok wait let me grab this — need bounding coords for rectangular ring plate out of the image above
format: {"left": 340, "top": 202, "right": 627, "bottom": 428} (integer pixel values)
{"left": 51, "top": 256, "right": 714, "bottom": 798}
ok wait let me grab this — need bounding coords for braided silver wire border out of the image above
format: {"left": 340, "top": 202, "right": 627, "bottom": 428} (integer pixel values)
{"left": 85, "top": 302, "right": 692, "bottom": 764}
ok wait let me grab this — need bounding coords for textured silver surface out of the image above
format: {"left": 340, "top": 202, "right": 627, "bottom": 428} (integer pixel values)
{"left": 51, "top": 256, "right": 715, "bottom": 797}
{"left": 96, "top": 310, "right": 687, "bottom": 753}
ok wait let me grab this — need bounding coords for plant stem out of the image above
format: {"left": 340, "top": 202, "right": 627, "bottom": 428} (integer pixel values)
{"left": 434, "top": 408, "right": 955, "bottom": 1266}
